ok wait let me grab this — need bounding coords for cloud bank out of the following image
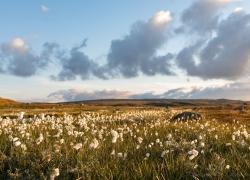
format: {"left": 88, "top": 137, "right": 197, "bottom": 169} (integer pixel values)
{"left": 47, "top": 81, "right": 250, "bottom": 102}
{"left": 47, "top": 89, "right": 130, "bottom": 102}
{"left": 1, "top": 2, "right": 250, "bottom": 83}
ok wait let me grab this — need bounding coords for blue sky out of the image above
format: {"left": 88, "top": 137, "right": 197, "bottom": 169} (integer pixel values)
{"left": 1, "top": 0, "right": 250, "bottom": 102}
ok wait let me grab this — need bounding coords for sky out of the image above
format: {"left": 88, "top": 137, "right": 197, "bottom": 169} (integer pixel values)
{"left": 1, "top": 0, "right": 250, "bottom": 102}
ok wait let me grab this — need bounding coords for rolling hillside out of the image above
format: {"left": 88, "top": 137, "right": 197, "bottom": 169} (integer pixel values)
{"left": 0, "top": 97, "right": 18, "bottom": 106}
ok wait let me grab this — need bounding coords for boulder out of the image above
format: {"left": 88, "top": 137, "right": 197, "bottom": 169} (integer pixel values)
{"left": 171, "top": 112, "right": 202, "bottom": 122}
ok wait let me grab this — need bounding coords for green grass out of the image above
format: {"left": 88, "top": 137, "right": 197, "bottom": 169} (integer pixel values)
{"left": 0, "top": 108, "right": 249, "bottom": 179}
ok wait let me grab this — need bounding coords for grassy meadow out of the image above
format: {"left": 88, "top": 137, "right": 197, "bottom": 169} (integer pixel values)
{"left": 0, "top": 100, "right": 250, "bottom": 179}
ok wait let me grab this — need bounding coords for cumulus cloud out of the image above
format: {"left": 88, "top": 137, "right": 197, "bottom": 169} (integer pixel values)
{"left": 47, "top": 89, "right": 130, "bottom": 102}
{"left": 177, "top": 11, "right": 250, "bottom": 80}
{"left": 0, "top": 38, "right": 58, "bottom": 77}
{"left": 51, "top": 11, "right": 174, "bottom": 80}
{"left": 96, "top": 11, "right": 174, "bottom": 79}
{"left": 2, "top": 7, "right": 250, "bottom": 83}
{"left": 178, "top": 0, "right": 234, "bottom": 34}
{"left": 51, "top": 39, "right": 98, "bottom": 81}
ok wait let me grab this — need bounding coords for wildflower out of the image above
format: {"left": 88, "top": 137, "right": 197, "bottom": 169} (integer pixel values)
{"left": 188, "top": 149, "right": 199, "bottom": 160}
{"left": 194, "top": 164, "right": 198, "bottom": 169}
{"left": 73, "top": 143, "right": 82, "bottom": 150}
{"left": 14, "top": 141, "right": 21, "bottom": 147}
{"left": 225, "top": 165, "right": 230, "bottom": 169}
{"left": 111, "top": 130, "right": 119, "bottom": 143}
{"left": 200, "top": 142, "right": 205, "bottom": 147}
{"left": 12, "top": 137, "right": 19, "bottom": 142}
{"left": 111, "top": 149, "right": 115, "bottom": 155}
{"left": 167, "top": 134, "right": 172, "bottom": 140}
{"left": 50, "top": 168, "right": 60, "bottom": 180}
{"left": 18, "top": 112, "right": 25, "bottom": 120}
{"left": 89, "top": 138, "right": 99, "bottom": 149}
{"left": 123, "top": 152, "right": 128, "bottom": 159}
{"left": 161, "top": 150, "right": 169, "bottom": 158}
{"left": 137, "top": 137, "right": 143, "bottom": 144}
{"left": 117, "top": 152, "right": 123, "bottom": 158}
{"left": 40, "top": 113, "right": 45, "bottom": 120}
{"left": 232, "top": 135, "right": 235, "bottom": 141}
{"left": 59, "top": 139, "right": 64, "bottom": 144}
{"left": 36, "top": 133, "right": 44, "bottom": 145}
{"left": 21, "top": 144, "right": 27, "bottom": 151}
{"left": 146, "top": 153, "right": 150, "bottom": 158}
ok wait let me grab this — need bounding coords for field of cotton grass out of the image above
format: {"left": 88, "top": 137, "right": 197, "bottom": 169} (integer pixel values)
{"left": 0, "top": 107, "right": 250, "bottom": 179}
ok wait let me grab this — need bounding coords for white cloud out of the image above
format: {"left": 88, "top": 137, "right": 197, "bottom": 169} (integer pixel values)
{"left": 11, "top": 38, "right": 25, "bottom": 49}
{"left": 46, "top": 80, "right": 250, "bottom": 102}
{"left": 150, "top": 11, "right": 172, "bottom": 27}
{"left": 41, "top": 5, "right": 49, "bottom": 12}
{"left": 234, "top": 7, "right": 244, "bottom": 13}
{"left": 47, "top": 89, "right": 131, "bottom": 102}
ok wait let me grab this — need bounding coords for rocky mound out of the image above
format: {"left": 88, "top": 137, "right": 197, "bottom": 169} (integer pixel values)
{"left": 172, "top": 112, "right": 202, "bottom": 122}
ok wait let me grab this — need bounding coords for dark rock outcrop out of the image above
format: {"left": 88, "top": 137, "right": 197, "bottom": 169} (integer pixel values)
{"left": 172, "top": 112, "right": 202, "bottom": 122}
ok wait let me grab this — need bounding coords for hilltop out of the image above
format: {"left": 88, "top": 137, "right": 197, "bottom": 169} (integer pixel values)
{"left": 0, "top": 97, "right": 18, "bottom": 106}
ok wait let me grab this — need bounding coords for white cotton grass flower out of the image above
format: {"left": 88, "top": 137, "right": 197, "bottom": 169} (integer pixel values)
{"left": 21, "top": 144, "right": 27, "bottom": 151}
{"left": 117, "top": 152, "right": 123, "bottom": 158}
{"left": 225, "top": 165, "right": 230, "bottom": 169}
{"left": 73, "top": 143, "right": 82, "bottom": 150}
{"left": 200, "top": 142, "right": 205, "bottom": 147}
{"left": 137, "top": 137, "right": 143, "bottom": 144}
{"left": 50, "top": 168, "right": 60, "bottom": 180}
{"left": 167, "top": 133, "right": 172, "bottom": 140}
{"left": 89, "top": 138, "right": 99, "bottom": 149}
{"left": 111, "top": 149, "right": 115, "bottom": 156}
{"left": 188, "top": 149, "right": 199, "bottom": 160}
{"left": 18, "top": 112, "right": 25, "bottom": 120}
{"left": 36, "top": 133, "right": 44, "bottom": 145}
{"left": 59, "top": 139, "right": 64, "bottom": 144}
{"left": 40, "top": 113, "right": 45, "bottom": 120}
{"left": 14, "top": 141, "right": 21, "bottom": 147}
{"left": 146, "top": 153, "right": 150, "bottom": 158}
{"left": 123, "top": 152, "right": 128, "bottom": 160}
{"left": 232, "top": 135, "right": 236, "bottom": 141}
{"left": 161, "top": 150, "right": 169, "bottom": 158}
{"left": 12, "top": 137, "right": 19, "bottom": 142}
{"left": 111, "top": 130, "right": 119, "bottom": 143}
{"left": 214, "top": 135, "right": 218, "bottom": 139}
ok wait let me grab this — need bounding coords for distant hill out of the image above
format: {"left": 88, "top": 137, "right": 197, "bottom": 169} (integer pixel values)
{"left": 61, "top": 99, "right": 248, "bottom": 107}
{"left": 0, "top": 97, "right": 18, "bottom": 106}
